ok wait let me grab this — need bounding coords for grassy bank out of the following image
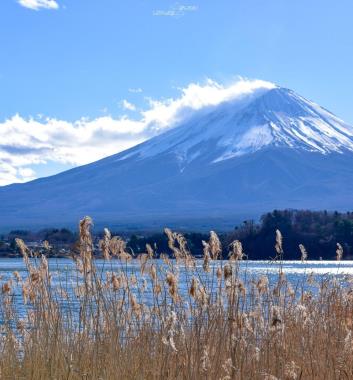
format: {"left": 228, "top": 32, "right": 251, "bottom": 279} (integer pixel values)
{"left": 0, "top": 217, "right": 352, "bottom": 379}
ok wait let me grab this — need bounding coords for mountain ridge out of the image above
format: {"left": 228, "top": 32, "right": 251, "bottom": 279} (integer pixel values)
{"left": 111, "top": 86, "right": 353, "bottom": 166}
{"left": 1, "top": 83, "right": 353, "bottom": 231}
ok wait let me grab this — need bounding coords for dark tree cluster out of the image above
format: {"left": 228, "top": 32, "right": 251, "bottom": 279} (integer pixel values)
{"left": 127, "top": 210, "right": 353, "bottom": 260}
{"left": 1, "top": 210, "right": 353, "bottom": 260}
{"left": 6, "top": 228, "right": 76, "bottom": 244}
{"left": 224, "top": 210, "right": 353, "bottom": 260}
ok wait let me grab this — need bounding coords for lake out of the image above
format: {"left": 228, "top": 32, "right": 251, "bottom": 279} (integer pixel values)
{"left": 1, "top": 258, "right": 352, "bottom": 294}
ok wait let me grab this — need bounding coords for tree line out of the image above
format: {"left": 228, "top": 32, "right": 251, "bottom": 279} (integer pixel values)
{"left": 2, "top": 210, "right": 353, "bottom": 260}
{"left": 128, "top": 210, "right": 353, "bottom": 260}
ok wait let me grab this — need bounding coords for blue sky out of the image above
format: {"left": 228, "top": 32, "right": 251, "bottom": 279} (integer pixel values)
{"left": 0, "top": 0, "right": 353, "bottom": 184}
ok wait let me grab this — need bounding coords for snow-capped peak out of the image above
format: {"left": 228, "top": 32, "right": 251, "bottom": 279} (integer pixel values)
{"left": 213, "top": 87, "right": 353, "bottom": 161}
{"left": 119, "top": 85, "right": 353, "bottom": 164}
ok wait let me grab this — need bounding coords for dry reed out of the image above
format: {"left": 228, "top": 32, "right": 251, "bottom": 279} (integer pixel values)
{"left": 0, "top": 218, "right": 352, "bottom": 379}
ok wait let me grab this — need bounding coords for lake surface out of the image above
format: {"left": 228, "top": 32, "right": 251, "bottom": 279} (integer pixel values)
{"left": 1, "top": 258, "right": 353, "bottom": 321}
{"left": 1, "top": 258, "right": 352, "bottom": 290}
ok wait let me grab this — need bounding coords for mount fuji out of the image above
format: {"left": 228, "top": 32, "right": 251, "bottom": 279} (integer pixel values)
{"left": 1, "top": 83, "right": 353, "bottom": 230}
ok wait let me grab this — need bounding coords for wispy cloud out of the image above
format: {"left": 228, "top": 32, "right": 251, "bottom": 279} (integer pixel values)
{"left": 0, "top": 78, "right": 275, "bottom": 185}
{"left": 17, "top": 0, "right": 59, "bottom": 10}
{"left": 0, "top": 115, "right": 146, "bottom": 186}
{"left": 153, "top": 3, "right": 198, "bottom": 18}
{"left": 121, "top": 99, "right": 137, "bottom": 112}
{"left": 128, "top": 88, "right": 143, "bottom": 94}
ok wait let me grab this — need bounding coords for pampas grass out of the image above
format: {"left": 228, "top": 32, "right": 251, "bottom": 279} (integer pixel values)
{"left": 0, "top": 217, "right": 352, "bottom": 379}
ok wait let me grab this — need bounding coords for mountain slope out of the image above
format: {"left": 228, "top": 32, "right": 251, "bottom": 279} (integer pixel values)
{"left": 1, "top": 85, "right": 353, "bottom": 230}
{"left": 119, "top": 86, "right": 353, "bottom": 161}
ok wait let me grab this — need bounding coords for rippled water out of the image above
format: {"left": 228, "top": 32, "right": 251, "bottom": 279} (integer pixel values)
{"left": 1, "top": 258, "right": 352, "bottom": 291}
{"left": 1, "top": 258, "right": 352, "bottom": 321}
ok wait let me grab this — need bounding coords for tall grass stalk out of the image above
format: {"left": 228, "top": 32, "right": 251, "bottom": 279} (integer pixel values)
{"left": 0, "top": 217, "right": 352, "bottom": 379}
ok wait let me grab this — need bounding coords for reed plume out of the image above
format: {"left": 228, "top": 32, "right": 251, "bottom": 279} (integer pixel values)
{"left": 0, "top": 219, "right": 350, "bottom": 380}
{"left": 336, "top": 243, "right": 343, "bottom": 261}
{"left": 299, "top": 243, "right": 308, "bottom": 262}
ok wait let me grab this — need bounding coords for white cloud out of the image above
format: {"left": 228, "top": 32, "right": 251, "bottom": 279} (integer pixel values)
{"left": 0, "top": 78, "right": 275, "bottom": 185}
{"left": 121, "top": 99, "right": 137, "bottom": 112}
{"left": 0, "top": 162, "right": 36, "bottom": 186}
{"left": 153, "top": 3, "right": 198, "bottom": 17}
{"left": 142, "top": 78, "right": 275, "bottom": 131}
{"left": 128, "top": 88, "right": 143, "bottom": 93}
{"left": 18, "top": 0, "right": 59, "bottom": 10}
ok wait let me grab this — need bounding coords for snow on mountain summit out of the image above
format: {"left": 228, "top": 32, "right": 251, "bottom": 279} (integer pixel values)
{"left": 119, "top": 84, "right": 353, "bottom": 164}
{"left": 2, "top": 81, "right": 353, "bottom": 229}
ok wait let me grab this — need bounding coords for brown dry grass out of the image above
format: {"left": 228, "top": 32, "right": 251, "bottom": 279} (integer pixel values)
{"left": 0, "top": 217, "right": 353, "bottom": 379}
